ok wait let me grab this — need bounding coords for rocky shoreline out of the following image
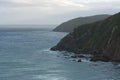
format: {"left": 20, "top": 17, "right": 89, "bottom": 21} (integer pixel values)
{"left": 51, "top": 12, "right": 120, "bottom": 62}
{"left": 51, "top": 48, "right": 111, "bottom": 62}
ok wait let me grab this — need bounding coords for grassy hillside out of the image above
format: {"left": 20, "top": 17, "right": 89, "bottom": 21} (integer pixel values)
{"left": 53, "top": 15, "right": 110, "bottom": 32}
{"left": 51, "top": 12, "right": 120, "bottom": 62}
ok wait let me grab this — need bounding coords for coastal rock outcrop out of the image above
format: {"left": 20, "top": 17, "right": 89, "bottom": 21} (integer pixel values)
{"left": 51, "top": 12, "right": 120, "bottom": 62}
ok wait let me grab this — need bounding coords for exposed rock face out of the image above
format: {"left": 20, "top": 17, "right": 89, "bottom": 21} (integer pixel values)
{"left": 53, "top": 15, "right": 110, "bottom": 32}
{"left": 51, "top": 12, "right": 120, "bottom": 62}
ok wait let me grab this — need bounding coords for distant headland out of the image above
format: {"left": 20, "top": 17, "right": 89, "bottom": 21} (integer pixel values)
{"left": 51, "top": 12, "right": 120, "bottom": 62}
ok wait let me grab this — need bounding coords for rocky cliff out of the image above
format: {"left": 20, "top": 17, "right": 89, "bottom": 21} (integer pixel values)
{"left": 53, "top": 15, "right": 110, "bottom": 32}
{"left": 51, "top": 12, "right": 120, "bottom": 62}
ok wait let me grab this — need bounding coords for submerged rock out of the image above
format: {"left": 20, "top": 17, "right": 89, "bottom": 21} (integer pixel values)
{"left": 51, "top": 12, "right": 120, "bottom": 62}
{"left": 77, "top": 59, "right": 82, "bottom": 62}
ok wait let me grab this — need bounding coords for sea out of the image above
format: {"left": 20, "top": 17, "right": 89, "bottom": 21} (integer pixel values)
{"left": 0, "top": 25, "right": 120, "bottom": 80}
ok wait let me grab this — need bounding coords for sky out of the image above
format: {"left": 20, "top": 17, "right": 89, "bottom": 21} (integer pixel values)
{"left": 0, "top": 0, "right": 120, "bottom": 25}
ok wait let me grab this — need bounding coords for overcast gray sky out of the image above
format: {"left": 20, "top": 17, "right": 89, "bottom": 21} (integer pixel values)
{"left": 0, "top": 0, "right": 120, "bottom": 25}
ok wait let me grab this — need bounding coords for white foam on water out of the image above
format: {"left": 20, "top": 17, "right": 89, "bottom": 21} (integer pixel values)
{"left": 81, "top": 58, "right": 91, "bottom": 63}
{"left": 33, "top": 74, "right": 68, "bottom": 80}
{"left": 117, "top": 64, "right": 120, "bottom": 67}
{"left": 41, "top": 48, "right": 59, "bottom": 54}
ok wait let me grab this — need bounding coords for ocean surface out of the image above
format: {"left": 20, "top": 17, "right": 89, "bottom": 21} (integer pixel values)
{"left": 0, "top": 27, "right": 120, "bottom": 80}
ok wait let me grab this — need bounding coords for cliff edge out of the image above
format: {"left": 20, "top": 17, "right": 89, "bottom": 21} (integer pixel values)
{"left": 51, "top": 12, "right": 120, "bottom": 62}
{"left": 53, "top": 15, "right": 110, "bottom": 32}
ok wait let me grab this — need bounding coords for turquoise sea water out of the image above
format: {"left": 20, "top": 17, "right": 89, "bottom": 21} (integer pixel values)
{"left": 0, "top": 28, "right": 120, "bottom": 80}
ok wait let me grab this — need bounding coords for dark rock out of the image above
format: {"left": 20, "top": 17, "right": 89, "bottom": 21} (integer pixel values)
{"left": 71, "top": 55, "right": 77, "bottom": 58}
{"left": 90, "top": 55, "right": 110, "bottom": 62}
{"left": 77, "top": 59, "right": 82, "bottom": 62}
{"left": 51, "top": 12, "right": 120, "bottom": 62}
{"left": 71, "top": 54, "right": 86, "bottom": 58}
{"left": 77, "top": 55, "right": 85, "bottom": 58}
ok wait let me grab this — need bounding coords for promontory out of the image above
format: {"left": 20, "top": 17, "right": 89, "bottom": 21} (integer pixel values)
{"left": 51, "top": 12, "right": 120, "bottom": 62}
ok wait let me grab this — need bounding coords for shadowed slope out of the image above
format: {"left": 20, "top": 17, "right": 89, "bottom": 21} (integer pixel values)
{"left": 53, "top": 15, "right": 110, "bottom": 32}
{"left": 51, "top": 12, "right": 120, "bottom": 62}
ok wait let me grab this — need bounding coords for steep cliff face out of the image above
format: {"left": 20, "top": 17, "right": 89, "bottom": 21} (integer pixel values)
{"left": 51, "top": 12, "right": 120, "bottom": 62}
{"left": 53, "top": 15, "right": 110, "bottom": 32}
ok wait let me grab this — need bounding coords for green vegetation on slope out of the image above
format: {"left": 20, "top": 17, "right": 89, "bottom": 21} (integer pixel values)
{"left": 51, "top": 12, "right": 120, "bottom": 62}
{"left": 53, "top": 15, "right": 110, "bottom": 32}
